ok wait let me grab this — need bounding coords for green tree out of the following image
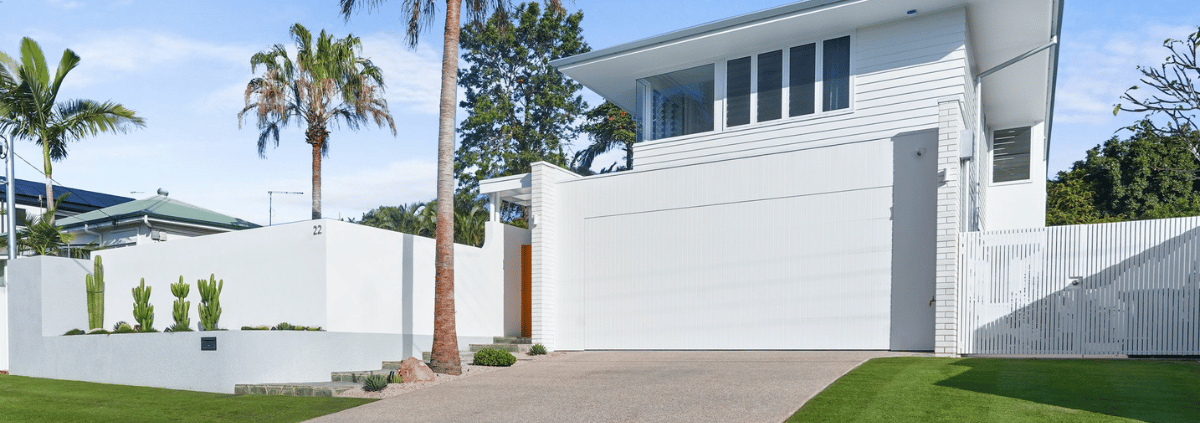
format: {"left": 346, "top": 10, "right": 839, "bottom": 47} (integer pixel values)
{"left": 1047, "top": 119, "right": 1200, "bottom": 225}
{"left": 0, "top": 38, "right": 145, "bottom": 224}
{"left": 239, "top": 23, "right": 396, "bottom": 220}
{"left": 455, "top": 2, "right": 589, "bottom": 191}
{"left": 574, "top": 100, "right": 636, "bottom": 174}
{"left": 357, "top": 193, "right": 489, "bottom": 247}
{"left": 341, "top": 0, "right": 562, "bottom": 376}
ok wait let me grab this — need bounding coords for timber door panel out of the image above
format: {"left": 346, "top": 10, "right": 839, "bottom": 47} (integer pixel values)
{"left": 522, "top": 244, "right": 532, "bottom": 338}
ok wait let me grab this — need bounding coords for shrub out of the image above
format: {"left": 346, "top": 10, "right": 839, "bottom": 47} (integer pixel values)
{"left": 272, "top": 322, "right": 295, "bottom": 331}
{"left": 473, "top": 348, "right": 517, "bottom": 366}
{"left": 362, "top": 374, "right": 388, "bottom": 392}
{"left": 63, "top": 328, "right": 86, "bottom": 336}
{"left": 528, "top": 344, "right": 547, "bottom": 356}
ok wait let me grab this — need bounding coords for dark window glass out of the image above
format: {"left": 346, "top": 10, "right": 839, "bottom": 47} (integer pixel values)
{"left": 823, "top": 36, "right": 851, "bottom": 111}
{"left": 789, "top": 44, "right": 816, "bottom": 117}
{"left": 726, "top": 56, "right": 752, "bottom": 127}
{"left": 993, "top": 127, "right": 1032, "bottom": 183}
{"left": 757, "top": 50, "right": 783, "bottom": 122}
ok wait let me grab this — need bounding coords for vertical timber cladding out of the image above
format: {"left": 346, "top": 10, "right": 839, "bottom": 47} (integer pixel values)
{"left": 576, "top": 140, "right": 895, "bottom": 350}
{"left": 521, "top": 245, "right": 532, "bottom": 338}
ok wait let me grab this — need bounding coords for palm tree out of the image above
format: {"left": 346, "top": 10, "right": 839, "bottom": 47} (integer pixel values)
{"left": 340, "top": 0, "right": 562, "bottom": 375}
{"left": 0, "top": 38, "right": 145, "bottom": 225}
{"left": 239, "top": 23, "right": 396, "bottom": 220}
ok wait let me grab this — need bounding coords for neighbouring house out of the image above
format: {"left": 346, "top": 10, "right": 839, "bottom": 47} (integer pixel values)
{"left": 0, "top": 178, "right": 134, "bottom": 235}
{"left": 58, "top": 190, "right": 260, "bottom": 249}
{"left": 481, "top": 0, "right": 1062, "bottom": 355}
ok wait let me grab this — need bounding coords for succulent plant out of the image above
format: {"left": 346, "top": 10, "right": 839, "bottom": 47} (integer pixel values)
{"left": 63, "top": 328, "right": 86, "bottom": 336}
{"left": 170, "top": 276, "right": 191, "bottom": 331}
{"left": 528, "top": 343, "right": 547, "bottom": 356}
{"left": 131, "top": 279, "right": 154, "bottom": 331}
{"left": 362, "top": 374, "right": 388, "bottom": 392}
{"left": 197, "top": 274, "right": 223, "bottom": 331}
{"left": 85, "top": 256, "right": 105, "bottom": 330}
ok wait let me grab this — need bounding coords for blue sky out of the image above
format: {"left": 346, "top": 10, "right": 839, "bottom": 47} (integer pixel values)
{"left": 1, "top": 0, "right": 1198, "bottom": 225}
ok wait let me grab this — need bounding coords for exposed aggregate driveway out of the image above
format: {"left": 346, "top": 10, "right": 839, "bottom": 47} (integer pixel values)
{"left": 307, "top": 350, "right": 907, "bottom": 423}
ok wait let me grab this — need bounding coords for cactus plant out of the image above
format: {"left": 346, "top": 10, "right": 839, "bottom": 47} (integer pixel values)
{"left": 362, "top": 374, "right": 388, "bottom": 392}
{"left": 85, "top": 256, "right": 105, "bottom": 330}
{"left": 198, "top": 274, "right": 223, "bottom": 331}
{"left": 132, "top": 279, "right": 154, "bottom": 331}
{"left": 170, "top": 276, "right": 191, "bottom": 331}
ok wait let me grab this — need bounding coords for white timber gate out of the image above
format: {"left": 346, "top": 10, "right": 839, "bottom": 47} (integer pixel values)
{"left": 958, "top": 217, "right": 1200, "bottom": 356}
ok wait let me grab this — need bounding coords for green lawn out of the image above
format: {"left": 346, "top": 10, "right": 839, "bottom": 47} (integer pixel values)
{"left": 789, "top": 357, "right": 1200, "bottom": 423}
{"left": 0, "top": 375, "right": 374, "bottom": 423}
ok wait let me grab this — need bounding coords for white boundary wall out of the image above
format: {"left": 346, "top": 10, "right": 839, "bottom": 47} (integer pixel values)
{"left": 959, "top": 217, "right": 1200, "bottom": 356}
{"left": 6, "top": 219, "right": 529, "bottom": 392}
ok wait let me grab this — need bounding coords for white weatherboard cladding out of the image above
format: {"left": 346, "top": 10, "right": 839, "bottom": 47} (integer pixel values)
{"left": 634, "top": 8, "right": 969, "bottom": 171}
{"left": 553, "top": 139, "right": 896, "bottom": 350}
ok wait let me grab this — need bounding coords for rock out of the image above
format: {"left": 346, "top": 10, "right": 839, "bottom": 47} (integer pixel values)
{"left": 397, "top": 357, "right": 435, "bottom": 383}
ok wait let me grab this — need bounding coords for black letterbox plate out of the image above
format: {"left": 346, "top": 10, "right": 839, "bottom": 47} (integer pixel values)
{"left": 201, "top": 337, "right": 217, "bottom": 351}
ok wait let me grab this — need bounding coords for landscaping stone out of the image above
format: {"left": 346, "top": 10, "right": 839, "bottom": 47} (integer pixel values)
{"left": 396, "top": 357, "right": 435, "bottom": 383}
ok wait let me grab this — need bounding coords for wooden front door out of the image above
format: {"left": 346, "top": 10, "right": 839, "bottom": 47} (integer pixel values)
{"left": 521, "top": 244, "right": 532, "bottom": 338}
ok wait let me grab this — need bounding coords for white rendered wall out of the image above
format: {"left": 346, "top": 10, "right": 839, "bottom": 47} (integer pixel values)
{"left": 985, "top": 121, "right": 1047, "bottom": 230}
{"left": 0, "top": 285, "right": 7, "bottom": 370}
{"left": 6, "top": 220, "right": 529, "bottom": 391}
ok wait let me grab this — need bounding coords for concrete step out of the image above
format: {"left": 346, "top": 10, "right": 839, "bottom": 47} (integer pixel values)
{"left": 493, "top": 336, "right": 532, "bottom": 344}
{"left": 330, "top": 369, "right": 395, "bottom": 383}
{"left": 235, "top": 381, "right": 358, "bottom": 397}
{"left": 469, "top": 343, "right": 532, "bottom": 353}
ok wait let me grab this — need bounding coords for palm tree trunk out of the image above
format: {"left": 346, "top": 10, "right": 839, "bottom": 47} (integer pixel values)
{"left": 312, "top": 141, "right": 322, "bottom": 220}
{"left": 429, "top": 0, "right": 463, "bottom": 376}
{"left": 42, "top": 142, "right": 55, "bottom": 225}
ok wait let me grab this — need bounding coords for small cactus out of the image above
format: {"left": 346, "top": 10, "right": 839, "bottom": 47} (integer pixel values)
{"left": 85, "top": 256, "right": 105, "bottom": 330}
{"left": 362, "top": 374, "right": 388, "bottom": 392}
{"left": 132, "top": 279, "right": 154, "bottom": 332}
{"left": 170, "top": 276, "right": 191, "bottom": 331}
{"left": 198, "top": 274, "right": 223, "bottom": 331}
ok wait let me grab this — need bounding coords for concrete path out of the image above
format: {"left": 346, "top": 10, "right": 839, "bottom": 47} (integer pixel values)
{"left": 308, "top": 350, "right": 904, "bottom": 423}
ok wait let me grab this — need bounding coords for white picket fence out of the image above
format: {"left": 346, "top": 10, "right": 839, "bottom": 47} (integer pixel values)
{"left": 958, "top": 217, "right": 1200, "bottom": 356}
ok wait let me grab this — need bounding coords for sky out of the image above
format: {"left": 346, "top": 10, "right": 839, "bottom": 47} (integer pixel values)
{"left": 0, "top": 0, "right": 1198, "bottom": 226}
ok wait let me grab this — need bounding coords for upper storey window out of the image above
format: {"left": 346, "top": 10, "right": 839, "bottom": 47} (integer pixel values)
{"left": 637, "top": 34, "right": 851, "bottom": 142}
{"left": 636, "top": 65, "right": 715, "bottom": 142}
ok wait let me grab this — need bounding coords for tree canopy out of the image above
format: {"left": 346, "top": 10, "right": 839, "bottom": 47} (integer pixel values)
{"left": 1116, "top": 26, "right": 1200, "bottom": 158}
{"left": 574, "top": 100, "right": 637, "bottom": 175}
{"left": 455, "top": 2, "right": 589, "bottom": 192}
{"left": 1047, "top": 119, "right": 1200, "bottom": 226}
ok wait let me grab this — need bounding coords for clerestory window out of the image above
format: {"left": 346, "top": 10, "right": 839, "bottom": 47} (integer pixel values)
{"left": 992, "top": 127, "right": 1031, "bottom": 183}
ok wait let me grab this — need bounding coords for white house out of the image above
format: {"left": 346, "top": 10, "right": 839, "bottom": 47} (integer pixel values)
{"left": 481, "top": 0, "right": 1062, "bottom": 355}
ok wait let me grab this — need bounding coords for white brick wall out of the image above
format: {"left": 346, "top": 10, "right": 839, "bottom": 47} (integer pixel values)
{"left": 529, "top": 162, "right": 580, "bottom": 351}
{"left": 934, "top": 99, "right": 962, "bottom": 357}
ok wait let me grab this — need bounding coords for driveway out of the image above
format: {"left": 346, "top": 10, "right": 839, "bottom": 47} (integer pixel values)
{"left": 308, "top": 350, "right": 905, "bottom": 423}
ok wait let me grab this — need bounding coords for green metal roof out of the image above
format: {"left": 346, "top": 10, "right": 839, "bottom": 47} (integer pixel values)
{"left": 58, "top": 195, "right": 260, "bottom": 231}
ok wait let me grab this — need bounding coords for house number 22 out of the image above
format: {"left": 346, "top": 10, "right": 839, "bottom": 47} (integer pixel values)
{"left": 313, "top": 225, "right": 323, "bottom": 235}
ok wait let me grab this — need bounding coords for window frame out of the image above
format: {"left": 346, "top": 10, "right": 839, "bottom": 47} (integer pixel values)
{"left": 989, "top": 125, "right": 1034, "bottom": 185}
{"left": 634, "top": 31, "right": 855, "bottom": 144}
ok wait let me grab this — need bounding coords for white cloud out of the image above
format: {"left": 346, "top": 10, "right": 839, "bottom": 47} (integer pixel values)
{"left": 65, "top": 30, "right": 255, "bottom": 87}
{"left": 324, "top": 159, "right": 438, "bottom": 212}
{"left": 46, "top": 0, "right": 83, "bottom": 10}
{"left": 360, "top": 33, "right": 445, "bottom": 114}
{"left": 1055, "top": 24, "right": 1194, "bottom": 125}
